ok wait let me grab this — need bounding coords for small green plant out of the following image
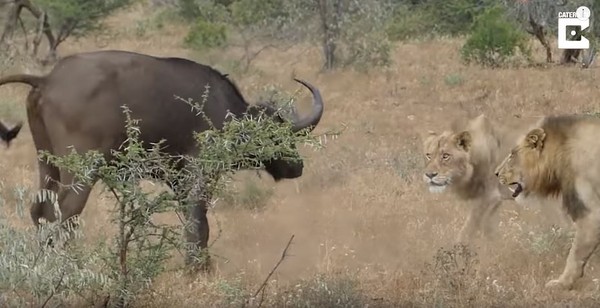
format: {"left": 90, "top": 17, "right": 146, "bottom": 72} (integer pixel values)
{"left": 460, "top": 5, "right": 531, "bottom": 68}
{"left": 274, "top": 273, "right": 368, "bottom": 308}
{"left": 184, "top": 19, "right": 228, "bottom": 50}
{"left": 422, "top": 243, "right": 480, "bottom": 304}
{"left": 444, "top": 73, "right": 465, "bottom": 87}
{"left": 423, "top": 0, "right": 492, "bottom": 36}
{"left": 216, "top": 275, "right": 247, "bottom": 306}
{"left": 391, "top": 147, "right": 422, "bottom": 184}
{"left": 525, "top": 225, "right": 573, "bottom": 255}
{"left": 222, "top": 178, "right": 274, "bottom": 211}
{"left": 386, "top": 5, "right": 437, "bottom": 41}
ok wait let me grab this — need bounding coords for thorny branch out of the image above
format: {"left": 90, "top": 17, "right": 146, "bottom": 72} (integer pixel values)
{"left": 40, "top": 270, "right": 66, "bottom": 308}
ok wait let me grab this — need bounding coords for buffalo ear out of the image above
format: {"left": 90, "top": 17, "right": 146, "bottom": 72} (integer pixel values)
{"left": 525, "top": 128, "right": 546, "bottom": 149}
{"left": 455, "top": 131, "right": 472, "bottom": 152}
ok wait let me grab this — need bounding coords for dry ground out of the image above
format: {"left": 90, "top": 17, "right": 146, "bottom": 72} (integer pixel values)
{"left": 1, "top": 5, "right": 600, "bottom": 308}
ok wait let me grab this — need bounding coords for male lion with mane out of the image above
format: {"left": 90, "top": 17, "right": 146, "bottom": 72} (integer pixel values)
{"left": 422, "top": 114, "right": 522, "bottom": 243}
{"left": 495, "top": 114, "right": 600, "bottom": 290}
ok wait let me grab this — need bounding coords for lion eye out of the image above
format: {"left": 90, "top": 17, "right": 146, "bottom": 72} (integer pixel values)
{"left": 442, "top": 153, "right": 451, "bottom": 160}
{"left": 425, "top": 153, "right": 432, "bottom": 160}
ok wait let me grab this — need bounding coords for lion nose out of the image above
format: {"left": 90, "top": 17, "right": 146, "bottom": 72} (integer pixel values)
{"left": 425, "top": 172, "right": 438, "bottom": 179}
{"left": 494, "top": 171, "right": 499, "bottom": 177}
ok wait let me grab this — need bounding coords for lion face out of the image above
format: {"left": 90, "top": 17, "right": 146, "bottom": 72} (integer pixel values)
{"left": 494, "top": 128, "right": 546, "bottom": 199}
{"left": 422, "top": 130, "right": 474, "bottom": 193}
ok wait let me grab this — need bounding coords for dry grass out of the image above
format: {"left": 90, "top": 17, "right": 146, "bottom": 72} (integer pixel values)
{"left": 2, "top": 4, "right": 600, "bottom": 307}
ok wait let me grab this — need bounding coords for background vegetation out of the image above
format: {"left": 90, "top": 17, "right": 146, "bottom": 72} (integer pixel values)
{"left": 0, "top": 0, "right": 599, "bottom": 307}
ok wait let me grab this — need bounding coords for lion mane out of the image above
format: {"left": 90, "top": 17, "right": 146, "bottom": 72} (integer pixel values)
{"left": 495, "top": 114, "right": 600, "bottom": 290}
{"left": 422, "top": 114, "right": 519, "bottom": 243}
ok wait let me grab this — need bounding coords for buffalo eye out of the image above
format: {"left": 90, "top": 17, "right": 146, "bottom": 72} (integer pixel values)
{"left": 442, "top": 153, "right": 451, "bottom": 160}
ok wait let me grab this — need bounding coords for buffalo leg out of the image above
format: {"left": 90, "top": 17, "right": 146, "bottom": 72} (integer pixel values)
{"left": 53, "top": 171, "right": 94, "bottom": 235}
{"left": 183, "top": 199, "right": 211, "bottom": 271}
{"left": 26, "top": 102, "right": 61, "bottom": 227}
{"left": 31, "top": 161, "right": 61, "bottom": 224}
{"left": 167, "top": 177, "right": 212, "bottom": 272}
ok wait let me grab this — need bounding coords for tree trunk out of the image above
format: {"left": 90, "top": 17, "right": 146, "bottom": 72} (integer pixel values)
{"left": 0, "top": 0, "right": 59, "bottom": 64}
{"left": 528, "top": 12, "right": 552, "bottom": 63}
{"left": 561, "top": 49, "right": 581, "bottom": 64}
{"left": 318, "top": 0, "right": 343, "bottom": 70}
{"left": 0, "top": 3, "right": 22, "bottom": 49}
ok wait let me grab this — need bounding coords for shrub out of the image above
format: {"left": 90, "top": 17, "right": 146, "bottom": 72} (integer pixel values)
{"left": 273, "top": 273, "right": 369, "bottom": 307}
{"left": 177, "top": 0, "right": 202, "bottom": 21}
{"left": 386, "top": 5, "right": 437, "bottom": 41}
{"left": 325, "top": 0, "right": 394, "bottom": 70}
{"left": 0, "top": 209, "right": 110, "bottom": 306}
{"left": 229, "top": 0, "right": 288, "bottom": 28}
{"left": 184, "top": 19, "right": 228, "bottom": 50}
{"left": 177, "top": 0, "right": 234, "bottom": 21}
{"left": 422, "top": 0, "right": 490, "bottom": 36}
{"left": 460, "top": 5, "right": 531, "bottom": 67}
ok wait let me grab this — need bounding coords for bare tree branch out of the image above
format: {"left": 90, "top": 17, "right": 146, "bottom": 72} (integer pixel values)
{"left": 582, "top": 45, "right": 596, "bottom": 68}
{"left": 16, "top": 0, "right": 57, "bottom": 51}
{"left": 17, "top": 14, "right": 28, "bottom": 51}
{"left": 528, "top": 11, "right": 552, "bottom": 63}
{"left": 32, "top": 11, "right": 46, "bottom": 56}
{"left": 0, "top": 2, "right": 22, "bottom": 47}
{"left": 245, "top": 234, "right": 295, "bottom": 307}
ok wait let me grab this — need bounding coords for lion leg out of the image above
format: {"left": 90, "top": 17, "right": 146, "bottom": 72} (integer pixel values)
{"left": 480, "top": 199, "right": 502, "bottom": 238}
{"left": 545, "top": 212, "right": 600, "bottom": 289}
{"left": 476, "top": 189, "right": 503, "bottom": 238}
{"left": 457, "top": 201, "right": 487, "bottom": 243}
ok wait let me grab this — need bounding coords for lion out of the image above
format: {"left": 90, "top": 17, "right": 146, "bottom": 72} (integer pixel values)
{"left": 494, "top": 114, "right": 600, "bottom": 290}
{"left": 422, "top": 114, "right": 530, "bottom": 243}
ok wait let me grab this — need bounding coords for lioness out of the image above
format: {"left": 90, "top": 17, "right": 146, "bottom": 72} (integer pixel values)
{"left": 422, "top": 114, "right": 522, "bottom": 243}
{"left": 495, "top": 114, "right": 600, "bottom": 290}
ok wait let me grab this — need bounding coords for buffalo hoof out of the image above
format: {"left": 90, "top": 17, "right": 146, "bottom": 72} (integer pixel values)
{"left": 185, "top": 250, "right": 213, "bottom": 275}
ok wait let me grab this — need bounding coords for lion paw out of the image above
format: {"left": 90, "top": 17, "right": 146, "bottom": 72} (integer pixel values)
{"left": 545, "top": 279, "right": 572, "bottom": 290}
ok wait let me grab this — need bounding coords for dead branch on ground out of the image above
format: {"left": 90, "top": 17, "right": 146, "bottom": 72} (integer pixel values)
{"left": 244, "top": 234, "right": 295, "bottom": 308}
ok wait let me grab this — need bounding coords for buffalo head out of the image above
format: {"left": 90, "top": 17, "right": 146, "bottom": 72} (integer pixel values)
{"left": 248, "top": 78, "right": 324, "bottom": 181}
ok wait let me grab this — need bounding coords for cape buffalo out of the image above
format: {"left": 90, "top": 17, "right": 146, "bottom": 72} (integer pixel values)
{"left": 0, "top": 49, "right": 324, "bottom": 268}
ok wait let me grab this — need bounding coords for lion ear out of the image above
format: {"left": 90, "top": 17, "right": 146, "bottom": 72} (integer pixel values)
{"left": 421, "top": 130, "right": 438, "bottom": 144}
{"left": 455, "top": 131, "right": 472, "bottom": 152}
{"left": 525, "top": 128, "right": 546, "bottom": 149}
